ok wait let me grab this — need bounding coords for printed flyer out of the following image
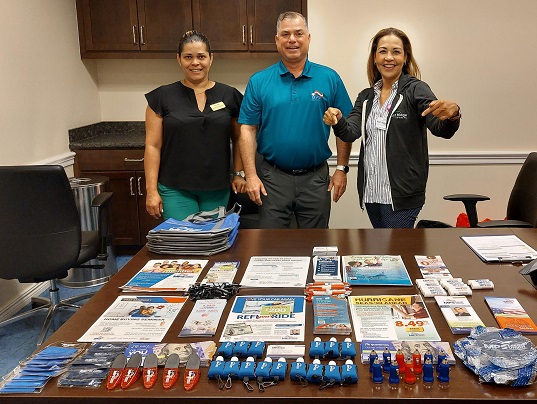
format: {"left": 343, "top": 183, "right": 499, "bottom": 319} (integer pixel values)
{"left": 348, "top": 295, "right": 441, "bottom": 341}
{"left": 120, "top": 259, "right": 207, "bottom": 292}
{"left": 485, "top": 296, "right": 537, "bottom": 333}
{"left": 342, "top": 255, "right": 412, "bottom": 286}
{"left": 220, "top": 295, "right": 306, "bottom": 342}
{"left": 240, "top": 256, "right": 310, "bottom": 287}
{"left": 78, "top": 295, "right": 187, "bottom": 342}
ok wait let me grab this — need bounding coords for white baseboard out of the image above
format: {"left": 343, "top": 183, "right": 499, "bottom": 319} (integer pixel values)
{"left": 0, "top": 283, "right": 49, "bottom": 322}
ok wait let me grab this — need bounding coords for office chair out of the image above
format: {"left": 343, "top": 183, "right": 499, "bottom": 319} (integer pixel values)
{"left": 418, "top": 152, "right": 537, "bottom": 228}
{"left": 0, "top": 165, "right": 112, "bottom": 345}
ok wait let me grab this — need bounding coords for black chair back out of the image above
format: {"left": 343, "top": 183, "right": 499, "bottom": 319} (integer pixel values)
{"left": 507, "top": 152, "right": 537, "bottom": 227}
{"left": 0, "top": 165, "right": 81, "bottom": 282}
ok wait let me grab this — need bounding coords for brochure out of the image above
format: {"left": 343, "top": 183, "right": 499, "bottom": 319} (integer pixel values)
{"left": 124, "top": 341, "right": 217, "bottom": 367}
{"left": 348, "top": 295, "right": 441, "bottom": 341}
{"left": 220, "top": 295, "right": 306, "bottom": 342}
{"left": 342, "top": 255, "right": 412, "bottom": 286}
{"left": 434, "top": 296, "right": 485, "bottom": 334}
{"left": 78, "top": 295, "right": 187, "bottom": 342}
{"left": 312, "top": 296, "right": 352, "bottom": 335}
{"left": 120, "top": 259, "right": 207, "bottom": 292}
{"left": 178, "top": 299, "right": 227, "bottom": 337}
{"left": 313, "top": 256, "right": 341, "bottom": 282}
{"left": 240, "top": 256, "right": 310, "bottom": 287}
{"left": 484, "top": 296, "right": 537, "bottom": 334}
{"left": 359, "top": 340, "right": 455, "bottom": 365}
{"left": 200, "top": 261, "right": 239, "bottom": 284}
{"left": 415, "top": 255, "right": 453, "bottom": 279}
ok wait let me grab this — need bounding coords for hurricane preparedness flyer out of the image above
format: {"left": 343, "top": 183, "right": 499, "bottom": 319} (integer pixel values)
{"left": 220, "top": 295, "right": 306, "bottom": 342}
{"left": 349, "top": 295, "right": 441, "bottom": 341}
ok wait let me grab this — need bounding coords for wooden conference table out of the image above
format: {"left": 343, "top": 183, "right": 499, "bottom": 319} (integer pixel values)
{"left": 6, "top": 227, "right": 537, "bottom": 403}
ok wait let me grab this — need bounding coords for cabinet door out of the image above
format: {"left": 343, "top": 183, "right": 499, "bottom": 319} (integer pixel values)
{"left": 248, "top": 0, "right": 306, "bottom": 51}
{"left": 193, "top": 0, "right": 248, "bottom": 52}
{"left": 138, "top": 0, "right": 194, "bottom": 51}
{"left": 78, "top": 0, "right": 140, "bottom": 51}
{"left": 85, "top": 171, "right": 142, "bottom": 246}
{"left": 135, "top": 173, "right": 164, "bottom": 241}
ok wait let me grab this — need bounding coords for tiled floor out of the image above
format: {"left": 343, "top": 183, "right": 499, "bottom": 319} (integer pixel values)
{"left": 0, "top": 256, "right": 132, "bottom": 379}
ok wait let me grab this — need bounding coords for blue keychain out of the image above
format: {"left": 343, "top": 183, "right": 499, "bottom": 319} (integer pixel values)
{"left": 255, "top": 357, "right": 273, "bottom": 390}
{"left": 208, "top": 356, "right": 226, "bottom": 389}
{"left": 290, "top": 357, "right": 308, "bottom": 385}
{"left": 216, "top": 342, "right": 235, "bottom": 359}
{"left": 222, "top": 357, "right": 241, "bottom": 389}
{"left": 237, "top": 357, "right": 256, "bottom": 391}
{"left": 324, "top": 338, "right": 339, "bottom": 359}
{"left": 246, "top": 341, "right": 265, "bottom": 359}
{"left": 341, "top": 359, "right": 358, "bottom": 385}
{"left": 320, "top": 361, "right": 341, "bottom": 389}
{"left": 309, "top": 337, "right": 325, "bottom": 359}
{"left": 269, "top": 357, "right": 287, "bottom": 384}
{"left": 340, "top": 338, "right": 356, "bottom": 360}
{"left": 232, "top": 341, "right": 250, "bottom": 358}
{"left": 306, "top": 359, "right": 324, "bottom": 384}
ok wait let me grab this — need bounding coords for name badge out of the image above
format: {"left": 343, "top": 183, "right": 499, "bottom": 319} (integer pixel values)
{"left": 210, "top": 102, "right": 226, "bottom": 111}
{"left": 375, "top": 116, "right": 387, "bottom": 130}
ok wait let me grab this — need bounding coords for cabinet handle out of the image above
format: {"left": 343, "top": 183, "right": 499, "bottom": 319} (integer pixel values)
{"left": 124, "top": 157, "right": 144, "bottom": 162}
{"left": 129, "top": 177, "right": 135, "bottom": 196}
{"left": 250, "top": 25, "right": 254, "bottom": 45}
{"left": 242, "top": 25, "right": 246, "bottom": 45}
{"left": 140, "top": 26, "right": 145, "bottom": 45}
{"left": 137, "top": 177, "right": 143, "bottom": 196}
{"left": 132, "top": 25, "right": 138, "bottom": 44}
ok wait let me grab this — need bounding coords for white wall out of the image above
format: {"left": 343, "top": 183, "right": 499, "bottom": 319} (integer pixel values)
{"left": 1, "top": 0, "right": 535, "bottom": 316}
{"left": 0, "top": 0, "right": 101, "bottom": 319}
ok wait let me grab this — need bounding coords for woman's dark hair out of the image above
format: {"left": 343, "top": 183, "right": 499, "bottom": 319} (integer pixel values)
{"left": 177, "top": 30, "right": 212, "bottom": 55}
{"left": 366, "top": 27, "right": 421, "bottom": 86}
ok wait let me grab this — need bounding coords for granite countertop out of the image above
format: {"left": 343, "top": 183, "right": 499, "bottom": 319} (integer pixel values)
{"left": 69, "top": 122, "right": 145, "bottom": 149}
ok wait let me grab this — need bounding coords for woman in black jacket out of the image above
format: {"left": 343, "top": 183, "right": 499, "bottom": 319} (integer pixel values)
{"left": 324, "top": 27, "right": 461, "bottom": 228}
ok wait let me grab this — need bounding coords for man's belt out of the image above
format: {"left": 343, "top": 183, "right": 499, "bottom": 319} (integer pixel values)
{"left": 265, "top": 159, "right": 325, "bottom": 176}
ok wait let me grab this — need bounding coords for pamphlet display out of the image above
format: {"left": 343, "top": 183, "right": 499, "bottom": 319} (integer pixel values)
{"left": 311, "top": 296, "right": 351, "bottom": 335}
{"left": 78, "top": 296, "right": 187, "bottom": 342}
{"left": 414, "top": 255, "right": 452, "bottom": 279}
{"left": 484, "top": 296, "right": 537, "bottom": 334}
{"left": 178, "top": 299, "right": 227, "bottom": 337}
{"left": 120, "top": 259, "right": 207, "bottom": 292}
{"left": 220, "top": 296, "right": 306, "bottom": 342}
{"left": 342, "top": 255, "right": 412, "bottom": 286}
{"left": 200, "top": 261, "right": 239, "bottom": 284}
{"left": 434, "top": 296, "right": 485, "bottom": 334}
{"left": 348, "top": 295, "right": 441, "bottom": 341}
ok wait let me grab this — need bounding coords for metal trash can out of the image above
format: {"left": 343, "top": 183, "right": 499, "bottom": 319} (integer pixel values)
{"left": 58, "top": 176, "right": 118, "bottom": 288}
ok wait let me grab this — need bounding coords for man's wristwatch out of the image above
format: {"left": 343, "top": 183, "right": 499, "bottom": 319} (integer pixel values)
{"left": 336, "top": 165, "right": 349, "bottom": 174}
{"left": 233, "top": 170, "right": 245, "bottom": 179}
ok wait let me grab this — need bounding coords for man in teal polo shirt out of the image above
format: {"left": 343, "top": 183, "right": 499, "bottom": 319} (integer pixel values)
{"left": 238, "top": 11, "right": 353, "bottom": 228}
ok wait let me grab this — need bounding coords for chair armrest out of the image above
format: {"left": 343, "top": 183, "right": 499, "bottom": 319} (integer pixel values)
{"left": 443, "top": 194, "right": 490, "bottom": 228}
{"left": 477, "top": 219, "right": 532, "bottom": 228}
{"left": 443, "top": 194, "right": 490, "bottom": 203}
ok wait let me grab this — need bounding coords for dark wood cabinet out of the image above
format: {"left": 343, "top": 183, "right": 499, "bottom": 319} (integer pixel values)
{"left": 193, "top": 0, "right": 306, "bottom": 52}
{"left": 76, "top": 0, "right": 306, "bottom": 58}
{"left": 77, "top": 0, "right": 194, "bottom": 57}
{"left": 74, "top": 149, "right": 163, "bottom": 246}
